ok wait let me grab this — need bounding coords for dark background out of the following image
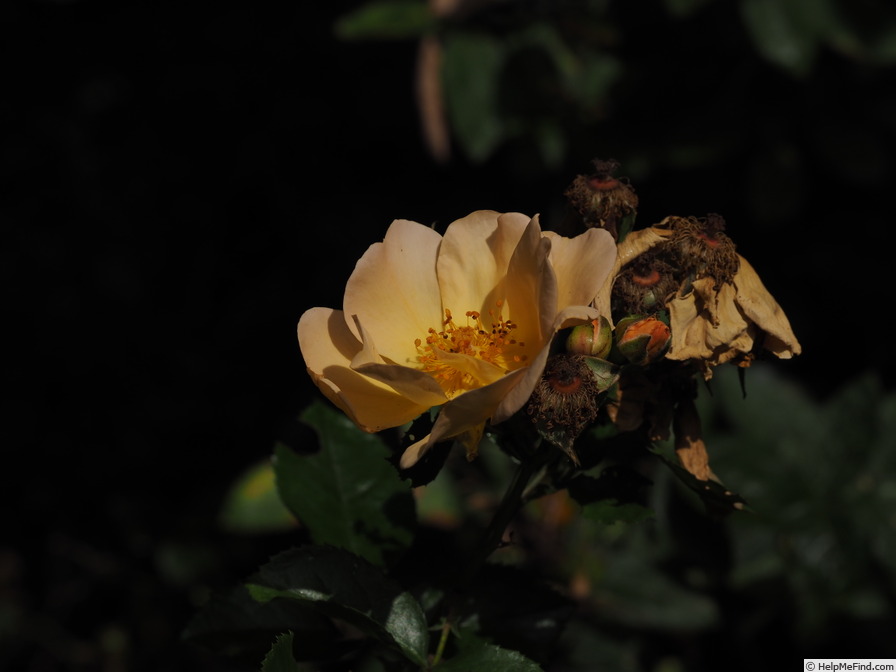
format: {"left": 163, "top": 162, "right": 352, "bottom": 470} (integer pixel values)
{"left": 6, "top": 1, "right": 894, "bottom": 670}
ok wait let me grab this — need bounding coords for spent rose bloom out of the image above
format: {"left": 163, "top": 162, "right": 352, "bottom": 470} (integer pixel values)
{"left": 604, "top": 223, "right": 801, "bottom": 379}
{"left": 297, "top": 210, "right": 616, "bottom": 468}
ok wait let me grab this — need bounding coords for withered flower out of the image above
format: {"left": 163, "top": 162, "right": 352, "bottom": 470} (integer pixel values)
{"left": 666, "top": 252, "right": 800, "bottom": 375}
{"left": 527, "top": 353, "right": 619, "bottom": 464}
{"left": 612, "top": 214, "right": 800, "bottom": 379}
{"left": 611, "top": 250, "right": 679, "bottom": 316}
{"left": 563, "top": 158, "right": 639, "bottom": 241}
{"left": 599, "top": 211, "right": 800, "bottom": 491}
{"left": 672, "top": 396, "right": 719, "bottom": 484}
{"left": 663, "top": 213, "right": 739, "bottom": 290}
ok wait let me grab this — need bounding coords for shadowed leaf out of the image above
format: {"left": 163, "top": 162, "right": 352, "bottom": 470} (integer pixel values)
{"left": 246, "top": 546, "right": 430, "bottom": 667}
{"left": 274, "top": 400, "right": 416, "bottom": 567}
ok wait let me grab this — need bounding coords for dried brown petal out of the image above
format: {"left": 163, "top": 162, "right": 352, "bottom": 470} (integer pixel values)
{"left": 673, "top": 397, "right": 719, "bottom": 483}
{"left": 732, "top": 255, "right": 802, "bottom": 360}
{"left": 665, "top": 254, "right": 800, "bottom": 378}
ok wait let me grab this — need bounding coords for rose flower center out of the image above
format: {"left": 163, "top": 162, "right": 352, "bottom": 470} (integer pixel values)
{"left": 415, "top": 303, "right": 528, "bottom": 398}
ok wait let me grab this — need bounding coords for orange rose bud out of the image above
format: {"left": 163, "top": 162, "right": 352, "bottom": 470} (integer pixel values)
{"left": 615, "top": 316, "right": 671, "bottom": 366}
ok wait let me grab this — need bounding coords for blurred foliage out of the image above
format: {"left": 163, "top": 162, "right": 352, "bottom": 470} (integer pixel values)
{"left": 189, "top": 364, "right": 896, "bottom": 669}
{"left": 700, "top": 366, "right": 896, "bottom": 645}
{"left": 219, "top": 458, "right": 297, "bottom": 535}
{"left": 334, "top": 0, "right": 896, "bottom": 170}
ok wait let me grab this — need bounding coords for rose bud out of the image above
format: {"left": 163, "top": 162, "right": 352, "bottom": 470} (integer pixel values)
{"left": 615, "top": 315, "right": 672, "bottom": 366}
{"left": 566, "top": 316, "right": 613, "bottom": 359}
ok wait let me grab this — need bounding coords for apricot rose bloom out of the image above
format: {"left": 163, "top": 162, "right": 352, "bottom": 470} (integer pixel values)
{"left": 297, "top": 210, "right": 616, "bottom": 468}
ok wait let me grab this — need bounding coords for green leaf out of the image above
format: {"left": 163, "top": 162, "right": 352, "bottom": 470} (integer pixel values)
{"left": 219, "top": 458, "right": 297, "bottom": 534}
{"left": 512, "top": 23, "right": 619, "bottom": 111}
{"left": 182, "top": 584, "right": 339, "bottom": 664}
{"left": 438, "top": 628, "right": 543, "bottom": 672}
{"left": 697, "top": 365, "right": 896, "bottom": 628}
{"left": 453, "top": 564, "right": 574, "bottom": 664}
{"left": 260, "top": 632, "right": 299, "bottom": 672}
{"left": 334, "top": 0, "right": 435, "bottom": 41}
{"left": 246, "top": 546, "right": 430, "bottom": 667}
{"left": 443, "top": 32, "right": 506, "bottom": 162}
{"left": 274, "top": 400, "right": 416, "bottom": 567}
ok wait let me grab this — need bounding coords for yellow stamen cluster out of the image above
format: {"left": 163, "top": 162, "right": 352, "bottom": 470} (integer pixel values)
{"left": 415, "top": 302, "right": 528, "bottom": 398}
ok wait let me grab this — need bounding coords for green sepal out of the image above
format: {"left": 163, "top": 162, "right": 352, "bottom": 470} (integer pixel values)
{"left": 616, "top": 210, "right": 638, "bottom": 243}
{"left": 616, "top": 332, "right": 653, "bottom": 366}
{"left": 582, "top": 356, "right": 621, "bottom": 392}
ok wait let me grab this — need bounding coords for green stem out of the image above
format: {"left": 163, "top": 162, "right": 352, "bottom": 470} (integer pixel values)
{"left": 460, "top": 447, "right": 551, "bottom": 585}
{"left": 433, "top": 443, "right": 555, "bottom": 666}
{"left": 429, "top": 617, "right": 453, "bottom": 669}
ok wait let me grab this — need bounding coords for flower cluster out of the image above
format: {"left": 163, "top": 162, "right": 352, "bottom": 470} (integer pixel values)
{"left": 558, "top": 160, "right": 800, "bottom": 485}
{"left": 297, "top": 160, "right": 800, "bottom": 489}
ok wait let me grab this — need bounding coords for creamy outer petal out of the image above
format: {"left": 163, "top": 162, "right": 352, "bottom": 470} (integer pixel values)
{"left": 298, "top": 307, "right": 433, "bottom": 432}
{"left": 399, "top": 370, "right": 527, "bottom": 468}
{"left": 492, "top": 343, "right": 552, "bottom": 426}
{"left": 550, "top": 304, "right": 602, "bottom": 332}
{"left": 432, "top": 367, "right": 530, "bottom": 443}
{"left": 437, "top": 210, "right": 531, "bottom": 318}
{"left": 348, "top": 315, "right": 448, "bottom": 407}
{"left": 343, "top": 219, "right": 444, "bottom": 365}
{"left": 543, "top": 226, "right": 617, "bottom": 310}
{"left": 398, "top": 354, "right": 535, "bottom": 468}
{"left": 399, "top": 434, "right": 432, "bottom": 469}
{"left": 504, "top": 216, "right": 556, "bottom": 348}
